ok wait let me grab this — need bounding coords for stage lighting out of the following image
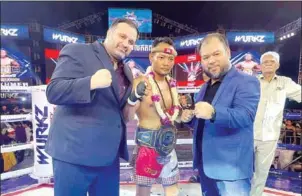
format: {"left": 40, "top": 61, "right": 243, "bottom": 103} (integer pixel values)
{"left": 291, "top": 32, "right": 295, "bottom": 36}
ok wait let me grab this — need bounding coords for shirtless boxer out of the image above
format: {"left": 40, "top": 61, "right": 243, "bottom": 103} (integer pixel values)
{"left": 1, "top": 49, "right": 20, "bottom": 76}
{"left": 127, "top": 37, "right": 194, "bottom": 196}
{"left": 235, "top": 53, "right": 260, "bottom": 76}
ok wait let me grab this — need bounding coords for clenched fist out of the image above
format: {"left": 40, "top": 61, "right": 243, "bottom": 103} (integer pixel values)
{"left": 181, "top": 109, "right": 194, "bottom": 123}
{"left": 128, "top": 76, "right": 149, "bottom": 106}
{"left": 194, "top": 101, "right": 215, "bottom": 120}
{"left": 90, "top": 69, "right": 112, "bottom": 90}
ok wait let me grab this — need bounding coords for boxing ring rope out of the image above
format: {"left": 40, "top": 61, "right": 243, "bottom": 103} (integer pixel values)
{"left": 1, "top": 85, "right": 301, "bottom": 182}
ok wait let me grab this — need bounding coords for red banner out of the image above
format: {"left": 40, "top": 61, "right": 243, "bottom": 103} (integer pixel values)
{"left": 45, "top": 49, "right": 60, "bottom": 84}
{"left": 174, "top": 54, "right": 204, "bottom": 93}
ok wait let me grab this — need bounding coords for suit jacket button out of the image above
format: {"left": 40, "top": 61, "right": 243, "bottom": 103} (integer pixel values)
{"left": 118, "top": 125, "right": 121, "bottom": 128}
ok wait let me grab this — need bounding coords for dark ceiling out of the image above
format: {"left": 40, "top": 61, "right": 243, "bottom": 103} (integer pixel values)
{"left": 1, "top": 1, "right": 301, "bottom": 36}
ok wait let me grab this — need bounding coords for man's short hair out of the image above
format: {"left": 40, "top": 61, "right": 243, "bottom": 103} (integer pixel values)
{"left": 152, "top": 37, "right": 175, "bottom": 48}
{"left": 260, "top": 51, "right": 280, "bottom": 64}
{"left": 109, "top": 18, "right": 139, "bottom": 38}
{"left": 196, "top": 33, "right": 229, "bottom": 54}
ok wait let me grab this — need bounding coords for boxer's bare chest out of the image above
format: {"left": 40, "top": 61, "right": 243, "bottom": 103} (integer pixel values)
{"left": 142, "top": 79, "right": 173, "bottom": 111}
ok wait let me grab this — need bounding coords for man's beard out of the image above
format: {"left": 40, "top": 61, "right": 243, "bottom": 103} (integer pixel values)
{"left": 203, "top": 64, "right": 231, "bottom": 80}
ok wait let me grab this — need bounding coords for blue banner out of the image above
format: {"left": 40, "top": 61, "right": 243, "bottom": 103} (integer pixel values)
{"left": 97, "top": 38, "right": 153, "bottom": 54}
{"left": 108, "top": 8, "right": 152, "bottom": 33}
{"left": 1, "top": 25, "right": 29, "bottom": 39}
{"left": 226, "top": 32, "right": 275, "bottom": 44}
{"left": 133, "top": 39, "right": 153, "bottom": 52}
{"left": 43, "top": 28, "right": 85, "bottom": 44}
{"left": 1, "top": 41, "right": 41, "bottom": 86}
{"left": 174, "top": 34, "right": 206, "bottom": 50}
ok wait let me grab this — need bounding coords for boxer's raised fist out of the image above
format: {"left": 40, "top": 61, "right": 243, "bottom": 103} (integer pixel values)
{"left": 128, "top": 81, "right": 148, "bottom": 106}
{"left": 90, "top": 69, "right": 112, "bottom": 90}
{"left": 135, "top": 81, "right": 148, "bottom": 97}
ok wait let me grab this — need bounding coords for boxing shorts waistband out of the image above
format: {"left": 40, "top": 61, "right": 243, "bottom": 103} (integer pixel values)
{"left": 136, "top": 125, "right": 177, "bottom": 156}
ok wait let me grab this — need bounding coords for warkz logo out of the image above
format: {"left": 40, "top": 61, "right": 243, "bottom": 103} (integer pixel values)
{"left": 52, "top": 33, "right": 78, "bottom": 43}
{"left": 1, "top": 28, "right": 18, "bottom": 36}
{"left": 234, "top": 35, "right": 265, "bottom": 43}
{"left": 35, "top": 105, "right": 49, "bottom": 164}
{"left": 180, "top": 38, "right": 204, "bottom": 47}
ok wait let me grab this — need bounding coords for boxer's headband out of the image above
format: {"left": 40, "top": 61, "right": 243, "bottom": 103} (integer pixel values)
{"left": 151, "top": 46, "right": 177, "bottom": 57}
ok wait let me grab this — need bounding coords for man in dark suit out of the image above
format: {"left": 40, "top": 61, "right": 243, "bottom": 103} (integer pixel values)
{"left": 185, "top": 33, "right": 260, "bottom": 196}
{"left": 45, "top": 18, "right": 140, "bottom": 196}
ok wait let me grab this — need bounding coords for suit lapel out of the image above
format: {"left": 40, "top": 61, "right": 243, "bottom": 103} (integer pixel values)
{"left": 91, "top": 41, "right": 119, "bottom": 103}
{"left": 212, "top": 66, "right": 236, "bottom": 105}
{"left": 120, "top": 64, "right": 133, "bottom": 107}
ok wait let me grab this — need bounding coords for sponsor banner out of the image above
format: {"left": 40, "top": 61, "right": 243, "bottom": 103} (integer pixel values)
{"left": 173, "top": 31, "right": 275, "bottom": 50}
{"left": 1, "top": 43, "right": 39, "bottom": 86}
{"left": 174, "top": 34, "right": 205, "bottom": 50}
{"left": 174, "top": 54, "right": 205, "bottom": 93}
{"left": 43, "top": 27, "right": 85, "bottom": 44}
{"left": 226, "top": 32, "right": 275, "bottom": 44}
{"left": 31, "top": 85, "right": 54, "bottom": 178}
{"left": 108, "top": 8, "right": 152, "bottom": 33}
{"left": 1, "top": 25, "right": 29, "bottom": 39}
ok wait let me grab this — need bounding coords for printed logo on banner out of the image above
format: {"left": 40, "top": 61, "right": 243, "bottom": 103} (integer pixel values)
{"left": 0, "top": 25, "right": 29, "bottom": 39}
{"left": 234, "top": 35, "right": 265, "bottom": 43}
{"left": 1, "top": 28, "right": 18, "bottom": 37}
{"left": 35, "top": 104, "right": 49, "bottom": 164}
{"left": 43, "top": 27, "right": 85, "bottom": 44}
{"left": 52, "top": 33, "right": 78, "bottom": 43}
{"left": 174, "top": 35, "right": 206, "bottom": 50}
{"left": 180, "top": 38, "right": 203, "bottom": 47}
{"left": 227, "top": 32, "right": 275, "bottom": 44}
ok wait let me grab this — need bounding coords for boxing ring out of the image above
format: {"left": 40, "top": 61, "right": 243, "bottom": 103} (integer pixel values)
{"left": 1, "top": 85, "right": 301, "bottom": 196}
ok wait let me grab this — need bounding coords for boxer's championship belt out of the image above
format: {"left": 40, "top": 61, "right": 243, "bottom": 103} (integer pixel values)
{"left": 136, "top": 125, "right": 177, "bottom": 156}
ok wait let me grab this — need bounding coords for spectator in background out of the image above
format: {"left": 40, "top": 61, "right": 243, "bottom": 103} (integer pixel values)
{"left": 281, "top": 120, "right": 297, "bottom": 144}
{"left": 23, "top": 123, "right": 32, "bottom": 143}
{"left": 294, "top": 122, "right": 301, "bottom": 145}
{"left": 1, "top": 105, "right": 10, "bottom": 115}
{"left": 12, "top": 105, "right": 20, "bottom": 114}
{"left": 1, "top": 128, "right": 17, "bottom": 172}
{"left": 1, "top": 128, "right": 15, "bottom": 145}
{"left": 251, "top": 51, "right": 301, "bottom": 196}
